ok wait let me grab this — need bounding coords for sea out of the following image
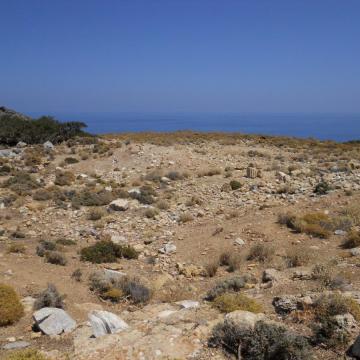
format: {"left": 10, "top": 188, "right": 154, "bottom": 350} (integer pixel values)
{"left": 28, "top": 112, "right": 360, "bottom": 142}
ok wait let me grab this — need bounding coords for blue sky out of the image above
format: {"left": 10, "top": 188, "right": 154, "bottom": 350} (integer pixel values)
{"left": 1, "top": 0, "right": 359, "bottom": 113}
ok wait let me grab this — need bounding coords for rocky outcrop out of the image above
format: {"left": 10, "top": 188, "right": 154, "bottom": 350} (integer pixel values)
{"left": 88, "top": 310, "right": 129, "bottom": 337}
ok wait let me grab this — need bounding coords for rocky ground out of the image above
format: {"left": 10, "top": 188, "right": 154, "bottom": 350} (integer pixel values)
{"left": 1, "top": 132, "right": 360, "bottom": 359}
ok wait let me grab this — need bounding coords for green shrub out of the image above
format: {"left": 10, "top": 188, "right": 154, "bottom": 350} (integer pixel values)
{"left": 33, "top": 284, "right": 64, "bottom": 310}
{"left": 4, "top": 349, "right": 49, "bottom": 360}
{"left": 80, "top": 241, "right": 138, "bottom": 263}
{"left": 210, "top": 320, "right": 312, "bottom": 359}
{"left": 229, "top": 180, "right": 242, "bottom": 190}
{"left": 213, "top": 293, "right": 263, "bottom": 313}
{"left": 0, "top": 115, "right": 88, "bottom": 146}
{"left": 0, "top": 284, "right": 24, "bottom": 326}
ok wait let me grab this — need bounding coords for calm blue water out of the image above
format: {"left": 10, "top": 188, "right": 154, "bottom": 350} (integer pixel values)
{"left": 29, "top": 112, "right": 360, "bottom": 142}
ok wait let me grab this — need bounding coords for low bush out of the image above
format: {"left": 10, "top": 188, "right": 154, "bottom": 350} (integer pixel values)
{"left": 205, "top": 261, "right": 219, "bottom": 277}
{"left": 55, "top": 238, "right": 76, "bottom": 246}
{"left": 210, "top": 320, "right": 312, "bottom": 359}
{"left": 33, "top": 284, "right": 64, "bottom": 310}
{"left": 80, "top": 241, "right": 138, "bottom": 263}
{"left": 2, "top": 171, "right": 40, "bottom": 195}
{"left": 45, "top": 251, "right": 67, "bottom": 266}
{"left": 8, "top": 243, "right": 26, "bottom": 254}
{"left": 54, "top": 171, "right": 75, "bottom": 186}
{"left": 64, "top": 156, "right": 79, "bottom": 164}
{"left": 248, "top": 244, "right": 274, "bottom": 263}
{"left": 229, "top": 180, "right": 242, "bottom": 190}
{"left": 71, "top": 268, "right": 82, "bottom": 282}
{"left": 342, "top": 230, "right": 360, "bottom": 249}
{"left": 206, "top": 275, "right": 257, "bottom": 301}
{"left": 144, "top": 208, "right": 159, "bottom": 219}
{"left": 102, "top": 288, "right": 124, "bottom": 302}
{"left": 285, "top": 248, "right": 311, "bottom": 267}
{"left": 227, "top": 254, "right": 242, "bottom": 272}
{"left": 178, "top": 212, "right": 193, "bottom": 223}
{"left": 314, "top": 181, "right": 331, "bottom": 195}
{"left": 32, "top": 189, "right": 52, "bottom": 201}
{"left": 120, "top": 278, "right": 151, "bottom": 304}
{"left": 198, "top": 168, "right": 221, "bottom": 177}
{"left": 36, "top": 240, "right": 57, "bottom": 257}
{"left": 213, "top": 293, "right": 263, "bottom": 313}
{"left": 0, "top": 284, "right": 24, "bottom": 326}
{"left": 4, "top": 349, "right": 49, "bottom": 360}
{"left": 0, "top": 164, "right": 11, "bottom": 175}
{"left": 87, "top": 208, "right": 106, "bottom": 221}
{"left": 72, "top": 189, "right": 114, "bottom": 208}
{"left": 156, "top": 199, "right": 170, "bottom": 210}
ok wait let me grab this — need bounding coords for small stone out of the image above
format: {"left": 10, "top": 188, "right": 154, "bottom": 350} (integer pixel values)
{"left": 350, "top": 248, "right": 360, "bottom": 257}
{"left": 109, "top": 199, "right": 129, "bottom": 211}
{"left": 3, "top": 341, "right": 30, "bottom": 350}
{"left": 234, "top": 238, "right": 245, "bottom": 246}
{"left": 159, "top": 243, "right": 177, "bottom": 254}
{"left": 175, "top": 300, "right": 200, "bottom": 309}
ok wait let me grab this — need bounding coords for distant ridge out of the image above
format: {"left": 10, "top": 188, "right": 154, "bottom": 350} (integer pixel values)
{"left": 0, "top": 106, "right": 31, "bottom": 121}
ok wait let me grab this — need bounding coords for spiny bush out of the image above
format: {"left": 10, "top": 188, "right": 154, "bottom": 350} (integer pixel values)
{"left": 44, "top": 251, "right": 67, "bottom": 266}
{"left": 210, "top": 320, "right": 312, "bottom": 359}
{"left": 87, "top": 208, "right": 106, "bottom": 221}
{"left": 285, "top": 248, "right": 311, "bottom": 267}
{"left": 205, "top": 261, "right": 219, "bottom": 277}
{"left": 198, "top": 168, "right": 221, "bottom": 177}
{"left": 120, "top": 277, "right": 151, "bottom": 304}
{"left": 213, "top": 293, "right": 263, "bottom": 313}
{"left": 178, "top": 212, "right": 194, "bottom": 223}
{"left": 342, "top": 230, "right": 360, "bottom": 249}
{"left": 0, "top": 114, "right": 88, "bottom": 146}
{"left": 32, "top": 189, "right": 52, "bottom": 201}
{"left": 54, "top": 171, "right": 75, "bottom": 186}
{"left": 314, "top": 181, "right": 331, "bottom": 195}
{"left": 206, "top": 275, "right": 257, "bottom": 301}
{"left": 8, "top": 243, "right": 26, "bottom": 254}
{"left": 129, "top": 185, "right": 156, "bottom": 205}
{"left": 71, "top": 268, "right": 82, "bottom": 282}
{"left": 227, "top": 254, "right": 242, "bottom": 272}
{"left": 156, "top": 199, "right": 170, "bottom": 210}
{"left": 144, "top": 207, "right": 159, "bottom": 219}
{"left": 2, "top": 171, "right": 40, "bottom": 195}
{"left": 102, "top": 287, "right": 124, "bottom": 302}
{"left": 166, "top": 171, "right": 184, "bottom": 180}
{"left": 248, "top": 244, "right": 275, "bottom": 263}
{"left": 80, "top": 241, "right": 138, "bottom": 263}
{"left": 33, "top": 284, "right": 64, "bottom": 310}
{"left": 4, "top": 349, "right": 49, "bottom": 360}
{"left": 36, "top": 240, "right": 57, "bottom": 257}
{"left": 0, "top": 284, "right": 24, "bottom": 326}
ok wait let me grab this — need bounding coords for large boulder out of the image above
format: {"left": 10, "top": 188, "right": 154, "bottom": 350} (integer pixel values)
{"left": 43, "top": 141, "right": 54, "bottom": 151}
{"left": 272, "top": 295, "right": 299, "bottom": 314}
{"left": 88, "top": 310, "right": 129, "bottom": 337}
{"left": 33, "top": 307, "right": 76, "bottom": 335}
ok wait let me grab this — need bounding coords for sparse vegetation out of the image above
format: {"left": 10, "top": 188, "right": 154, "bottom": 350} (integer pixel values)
{"left": 45, "top": 251, "right": 67, "bottom": 266}
{"left": 4, "top": 349, "right": 49, "bottom": 360}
